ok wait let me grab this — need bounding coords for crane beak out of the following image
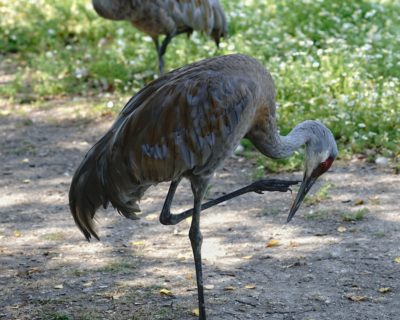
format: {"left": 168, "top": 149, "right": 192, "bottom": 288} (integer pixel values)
{"left": 287, "top": 173, "right": 318, "bottom": 223}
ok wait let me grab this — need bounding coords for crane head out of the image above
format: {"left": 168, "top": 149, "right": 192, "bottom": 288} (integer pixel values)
{"left": 287, "top": 122, "right": 338, "bottom": 222}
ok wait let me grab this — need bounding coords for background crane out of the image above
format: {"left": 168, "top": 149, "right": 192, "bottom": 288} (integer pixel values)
{"left": 92, "top": 0, "right": 228, "bottom": 73}
{"left": 69, "top": 54, "right": 337, "bottom": 319}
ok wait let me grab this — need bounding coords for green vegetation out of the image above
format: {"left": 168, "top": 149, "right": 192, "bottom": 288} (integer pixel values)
{"left": 341, "top": 208, "right": 369, "bottom": 221}
{"left": 1, "top": 0, "right": 399, "bottom": 161}
{"left": 304, "top": 183, "right": 332, "bottom": 205}
{"left": 304, "top": 209, "right": 332, "bottom": 220}
{"left": 42, "top": 232, "right": 66, "bottom": 241}
{"left": 96, "top": 261, "right": 137, "bottom": 273}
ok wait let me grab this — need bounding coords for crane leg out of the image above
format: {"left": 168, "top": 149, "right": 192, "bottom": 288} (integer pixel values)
{"left": 159, "top": 178, "right": 300, "bottom": 226}
{"left": 157, "top": 34, "right": 173, "bottom": 74}
{"left": 189, "top": 175, "right": 209, "bottom": 320}
{"left": 152, "top": 37, "right": 165, "bottom": 74}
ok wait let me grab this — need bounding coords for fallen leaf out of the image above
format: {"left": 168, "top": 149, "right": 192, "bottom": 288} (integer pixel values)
{"left": 185, "top": 273, "right": 193, "bottom": 280}
{"left": 159, "top": 288, "right": 173, "bottom": 296}
{"left": 242, "top": 255, "right": 253, "bottom": 260}
{"left": 204, "top": 284, "right": 214, "bottom": 290}
{"left": 378, "top": 287, "right": 391, "bottom": 293}
{"left": 266, "top": 239, "right": 279, "bottom": 248}
{"left": 223, "top": 286, "right": 236, "bottom": 291}
{"left": 192, "top": 308, "right": 199, "bottom": 317}
{"left": 54, "top": 284, "right": 63, "bottom": 289}
{"left": 14, "top": 230, "right": 22, "bottom": 237}
{"left": 145, "top": 213, "right": 158, "bottom": 221}
{"left": 244, "top": 284, "right": 256, "bottom": 289}
{"left": 347, "top": 294, "right": 367, "bottom": 302}
{"left": 289, "top": 240, "right": 299, "bottom": 247}
{"left": 131, "top": 241, "right": 145, "bottom": 246}
{"left": 394, "top": 257, "right": 400, "bottom": 264}
{"left": 354, "top": 199, "right": 364, "bottom": 206}
{"left": 337, "top": 226, "right": 347, "bottom": 233}
{"left": 83, "top": 281, "right": 93, "bottom": 287}
{"left": 28, "top": 267, "right": 41, "bottom": 274}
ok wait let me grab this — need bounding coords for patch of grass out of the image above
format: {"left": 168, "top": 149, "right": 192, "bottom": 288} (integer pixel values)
{"left": 96, "top": 261, "right": 137, "bottom": 273}
{"left": 304, "top": 183, "right": 332, "bottom": 205}
{"left": 43, "top": 312, "right": 71, "bottom": 320}
{"left": 373, "top": 231, "right": 386, "bottom": 238}
{"left": 341, "top": 208, "right": 369, "bottom": 222}
{"left": 42, "top": 232, "right": 66, "bottom": 241}
{"left": 0, "top": 0, "right": 399, "bottom": 159}
{"left": 304, "top": 209, "right": 332, "bottom": 220}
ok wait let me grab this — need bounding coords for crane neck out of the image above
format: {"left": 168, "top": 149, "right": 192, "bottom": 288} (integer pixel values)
{"left": 251, "top": 120, "right": 316, "bottom": 159}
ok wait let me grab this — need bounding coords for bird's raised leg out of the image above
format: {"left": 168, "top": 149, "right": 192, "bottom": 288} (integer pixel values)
{"left": 159, "top": 178, "right": 300, "bottom": 226}
{"left": 189, "top": 175, "right": 209, "bottom": 320}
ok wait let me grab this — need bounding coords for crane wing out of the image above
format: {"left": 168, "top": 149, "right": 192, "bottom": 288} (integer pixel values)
{"left": 108, "top": 65, "right": 257, "bottom": 184}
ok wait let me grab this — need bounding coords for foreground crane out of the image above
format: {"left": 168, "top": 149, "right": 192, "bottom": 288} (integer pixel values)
{"left": 92, "top": 0, "right": 228, "bottom": 73}
{"left": 69, "top": 54, "right": 337, "bottom": 319}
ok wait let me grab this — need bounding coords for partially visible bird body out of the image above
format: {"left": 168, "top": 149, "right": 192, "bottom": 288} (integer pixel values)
{"left": 69, "top": 54, "right": 337, "bottom": 319}
{"left": 92, "top": 0, "right": 228, "bottom": 72}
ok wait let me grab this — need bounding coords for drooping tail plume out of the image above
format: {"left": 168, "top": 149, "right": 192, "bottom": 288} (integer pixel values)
{"left": 69, "top": 134, "right": 112, "bottom": 241}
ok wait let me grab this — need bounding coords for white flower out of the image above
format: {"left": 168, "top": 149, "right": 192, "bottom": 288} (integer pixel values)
{"left": 106, "top": 101, "right": 114, "bottom": 108}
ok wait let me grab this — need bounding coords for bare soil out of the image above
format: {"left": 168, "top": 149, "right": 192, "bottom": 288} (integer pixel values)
{"left": 1, "top": 96, "right": 399, "bottom": 320}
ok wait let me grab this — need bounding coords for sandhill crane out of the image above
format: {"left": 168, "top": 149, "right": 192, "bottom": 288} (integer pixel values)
{"left": 69, "top": 54, "right": 338, "bottom": 319}
{"left": 92, "top": 0, "right": 228, "bottom": 73}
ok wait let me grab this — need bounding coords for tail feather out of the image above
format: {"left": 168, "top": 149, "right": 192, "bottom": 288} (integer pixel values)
{"left": 69, "top": 133, "right": 112, "bottom": 241}
{"left": 210, "top": 0, "right": 228, "bottom": 45}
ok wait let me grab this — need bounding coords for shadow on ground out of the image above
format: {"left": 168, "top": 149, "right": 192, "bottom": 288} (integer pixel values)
{"left": 1, "top": 102, "right": 399, "bottom": 320}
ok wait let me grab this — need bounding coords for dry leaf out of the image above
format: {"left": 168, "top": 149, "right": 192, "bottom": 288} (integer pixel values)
{"left": 244, "top": 284, "right": 256, "bottom": 289}
{"left": 28, "top": 267, "right": 41, "bottom": 274}
{"left": 185, "top": 273, "right": 193, "bottom": 280}
{"left": 266, "top": 239, "right": 279, "bottom": 248}
{"left": 54, "top": 284, "right": 63, "bottom": 289}
{"left": 131, "top": 241, "right": 145, "bottom": 246}
{"left": 83, "top": 281, "right": 93, "bottom": 287}
{"left": 354, "top": 199, "right": 364, "bottom": 205}
{"left": 337, "top": 226, "right": 347, "bottom": 233}
{"left": 14, "top": 230, "right": 22, "bottom": 237}
{"left": 159, "top": 288, "right": 173, "bottom": 296}
{"left": 242, "top": 255, "right": 253, "bottom": 260}
{"left": 192, "top": 308, "right": 200, "bottom": 317}
{"left": 223, "top": 286, "right": 236, "bottom": 291}
{"left": 145, "top": 213, "right": 158, "bottom": 221}
{"left": 394, "top": 257, "right": 400, "bottom": 264}
{"left": 289, "top": 241, "right": 299, "bottom": 247}
{"left": 378, "top": 287, "right": 391, "bottom": 293}
{"left": 347, "top": 295, "right": 367, "bottom": 302}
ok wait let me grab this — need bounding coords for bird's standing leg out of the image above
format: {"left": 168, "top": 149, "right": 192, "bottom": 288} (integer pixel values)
{"left": 189, "top": 175, "right": 210, "bottom": 320}
{"left": 157, "top": 34, "right": 173, "bottom": 74}
{"left": 159, "top": 178, "right": 300, "bottom": 226}
{"left": 152, "top": 37, "right": 164, "bottom": 74}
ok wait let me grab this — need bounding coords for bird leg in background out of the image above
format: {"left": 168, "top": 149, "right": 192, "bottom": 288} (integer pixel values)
{"left": 159, "top": 178, "right": 300, "bottom": 226}
{"left": 157, "top": 34, "right": 173, "bottom": 74}
{"left": 156, "top": 29, "right": 190, "bottom": 73}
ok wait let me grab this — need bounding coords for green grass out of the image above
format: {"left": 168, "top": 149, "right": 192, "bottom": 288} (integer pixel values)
{"left": 1, "top": 0, "right": 399, "bottom": 159}
{"left": 341, "top": 208, "right": 369, "bottom": 222}
{"left": 304, "top": 183, "right": 332, "bottom": 205}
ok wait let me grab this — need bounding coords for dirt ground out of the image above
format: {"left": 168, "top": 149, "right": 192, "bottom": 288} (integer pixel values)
{"left": 1, "top": 92, "right": 399, "bottom": 320}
